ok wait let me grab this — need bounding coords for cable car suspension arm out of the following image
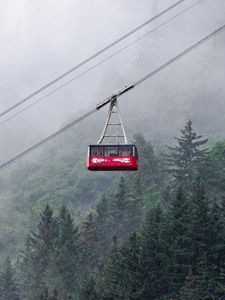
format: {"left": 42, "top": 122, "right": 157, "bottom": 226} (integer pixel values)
{"left": 98, "top": 97, "right": 128, "bottom": 144}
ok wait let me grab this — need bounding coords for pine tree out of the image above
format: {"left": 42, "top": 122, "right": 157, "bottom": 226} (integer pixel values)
{"left": 79, "top": 277, "right": 98, "bottom": 300}
{"left": 40, "top": 287, "right": 48, "bottom": 300}
{"left": 188, "top": 178, "right": 210, "bottom": 266}
{"left": 38, "top": 204, "right": 58, "bottom": 250}
{"left": 119, "top": 233, "right": 144, "bottom": 299}
{"left": 0, "top": 257, "right": 19, "bottom": 300}
{"left": 132, "top": 133, "right": 159, "bottom": 185}
{"left": 207, "top": 140, "right": 225, "bottom": 192}
{"left": 102, "top": 233, "right": 144, "bottom": 300}
{"left": 167, "top": 120, "right": 208, "bottom": 187}
{"left": 48, "top": 288, "right": 59, "bottom": 300}
{"left": 95, "top": 194, "right": 111, "bottom": 247}
{"left": 81, "top": 212, "right": 98, "bottom": 270}
{"left": 19, "top": 204, "right": 58, "bottom": 299}
{"left": 109, "top": 176, "right": 139, "bottom": 240}
{"left": 194, "top": 256, "right": 225, "bottom": 300}
{"left": 178, "top": 270, "right": 197, "bottom": 300}
{"left": 51, "top": 205, "right": 79, "bottom": 297}
{"left": 141, "top": 206, "right": 168, "bottom": 299}
{"left": 166, "top": 186, "right": 191, "bottom": 293}
{"left": 19, "top": 235, "right": 44, "bottom": 300}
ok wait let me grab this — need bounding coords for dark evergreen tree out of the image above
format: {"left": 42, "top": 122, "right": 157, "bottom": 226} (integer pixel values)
{"left": 181, "top": 256, "right": 225, "bottom": 300}
{"left": 167, "top": 120, "right": 208, "bottom": 187}
{"left": 19, "top": 204, "right": 58, "bottom": 299}
{"left": 95, "top": 194, "right": 111, "bottom": 247}
{"left": 188, "top": 179, "right": 210, "bottom": 266}
{"left": 108, "top": 176, "right": 141, "bottom": 240}
{"left": 132, "top": 133, "right": 159, "bottom": 185}
{"left": 48, "top": 289, "right": 59, "bottom": 300}
{"left": 0, "top": 257, "right": 19, "bottom": 300}
{"left": 38, "top": 204, "right": 58, "bottom": 249}
{"left": 79, "top": 277, "right": 98, "bottom": 300}
{"left": 81, "top": 212, "right": 98, "bottom": 270}
{"left": 40, "top": 287, "right": 48, "bottom": 300}
{"left": 166, "top": 186, "right": 191, "bottom": 294}
{"left": 19, "top": 233, "right": 49, "bottom": 300}
{"left": 178, "top": 270, "right": 197, "bottom": 300}
{"left": 52, "top": 205, "right": 79, "bottom": 298}
{"left": 102, "top": 233, "right": 144, "bottom": 300}
{"left": 208, "top": 140, "right": 225, "bottom": 191}
{"left": 100, "top": 235, "right": 122, "bottom": 300}
{"left": 119, "top": 233, "right": 144, "bottom": 299}
{"left": 141, "top": 206, "right": 168, "bottom": 299}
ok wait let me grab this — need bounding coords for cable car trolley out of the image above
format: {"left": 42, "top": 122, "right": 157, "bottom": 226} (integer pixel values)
{"left": 87, "top": 94, "right": 138, "bottom": 171}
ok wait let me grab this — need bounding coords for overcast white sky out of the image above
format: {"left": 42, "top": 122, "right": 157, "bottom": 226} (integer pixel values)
{"left": 0, "top": 0, "right": 225, "bottom": 159}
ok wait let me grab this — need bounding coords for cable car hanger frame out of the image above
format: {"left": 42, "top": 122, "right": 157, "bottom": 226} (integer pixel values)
{"left": 97, "top": 96, "right": 128, "bottom": 145}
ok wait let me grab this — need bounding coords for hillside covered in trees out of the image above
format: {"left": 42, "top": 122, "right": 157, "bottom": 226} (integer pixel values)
{"left": 1, "top": 121, "right": 225, "bottom": 299}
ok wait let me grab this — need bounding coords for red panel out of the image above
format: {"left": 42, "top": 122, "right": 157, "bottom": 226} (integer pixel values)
{"left": 87, "top": 156, "right": 138, "bottom": 171}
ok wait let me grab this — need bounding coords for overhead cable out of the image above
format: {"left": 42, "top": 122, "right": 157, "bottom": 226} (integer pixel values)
{"left": 0, "top": 22, "right": 224, "bottom": 170}
{"left": 0, "top": 0, "right": 187, "bottom": 119}
{"left": 0, "top": 0, "right": 204, "bottom": 127}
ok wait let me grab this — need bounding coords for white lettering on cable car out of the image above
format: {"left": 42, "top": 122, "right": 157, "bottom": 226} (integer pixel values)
{"left": 92, "top": 158, "right": 108, "bottom": 163}
{"left": 113, "top": 158, "right": 130, "bottom": 163}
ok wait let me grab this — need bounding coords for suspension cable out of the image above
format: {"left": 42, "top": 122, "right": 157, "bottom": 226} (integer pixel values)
{"left": 0, "top": 22, "right": 224, "bottom": 171}
{"left": 0, "top": 109, "right": 97, "bottom": 169}
{"left": 0, "top": 0, "right": 204, "bottom": 127}
{"left": 0, "top": 0, "right": 187, "bottom": 119}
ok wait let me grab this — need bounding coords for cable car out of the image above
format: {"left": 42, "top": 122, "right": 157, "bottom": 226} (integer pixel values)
{"left": 87, "top": 144, "right": 138, "bottom": 171}
{"left": 86, "top": 96, "right": 138, "bottom": 171}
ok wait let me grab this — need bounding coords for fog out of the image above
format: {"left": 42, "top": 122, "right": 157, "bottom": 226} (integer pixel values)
{"left": 0, "top": 0, "right": 225, "bottom": 161}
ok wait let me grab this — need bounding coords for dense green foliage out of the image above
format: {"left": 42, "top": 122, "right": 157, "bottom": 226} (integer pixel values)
{"left": 1, "top": 121, "right": 225, "bottom": 299}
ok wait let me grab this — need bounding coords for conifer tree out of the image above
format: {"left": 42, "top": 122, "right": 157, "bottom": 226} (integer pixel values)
{"left": 102, "top": 233, "right": 144, "bottom": 300}
{"left": 101, "top": 235, "right": 122, "bottom": 300}
{"left": 166, "top": 186, "right": 191, "bottom": 293}
{"left": 81, "top": 212, "right": 98, "bottom": 270}
{"left": 132, "top": 133, "right": 159, "bottom": 185}
{"left": 95, "top": 194, "right": 111, "bottom": 247}
{"left": 141, "top": 206, "right": 168, "bottom": 299}
{"left": 79, "top": 277, "right": 98, "bottom": 300}
{"left": 38, "top": 204, "right": 58, "bottom": 250}
{"left": 188, "top": 178, "right": 210, "bottom": 265}
{"left": 19, "top": 235, "right": 44, "bottom": 300}
{"left": 48, "top": 288, "right": 59, "bottom": 300}
{"left": 0, "top": 257, "right": 19, "bottom": 300}
{"left": 167, "top": 120, "right": 208, "bottom": 187}
{"left": 108, "top": 176, "right": 141, "bottom": 240}
{"left": 20, "top": 205, "right": 58, "bottom": 299}
{"left": 119, "top": 232, "right": 144, "bottom": 299}
{"left": 178, "top": 270, "right": 197, "bottom": 300}
{"left": 53, "top": 205, "right": 79, "bottom": 297}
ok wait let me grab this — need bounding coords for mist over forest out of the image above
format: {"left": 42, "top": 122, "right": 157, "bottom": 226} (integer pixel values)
{"left": 0, "top": 0, "right": 225, "bottom": 299}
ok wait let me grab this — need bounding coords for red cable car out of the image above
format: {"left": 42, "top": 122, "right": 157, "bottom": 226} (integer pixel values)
{"left": 86, "top": 95, "right": 138, "bottom": 171}
{"left": 87, "top": 144, "right": 138, "bottom": 171}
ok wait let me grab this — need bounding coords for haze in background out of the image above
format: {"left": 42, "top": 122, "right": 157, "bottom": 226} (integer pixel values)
{"left": 0, "top": 0, "right": 225, "bottom": 161}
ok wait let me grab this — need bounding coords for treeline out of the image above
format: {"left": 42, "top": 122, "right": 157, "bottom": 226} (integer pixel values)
{"left": 1, "top": 121, "right": 225, "bottom": 299}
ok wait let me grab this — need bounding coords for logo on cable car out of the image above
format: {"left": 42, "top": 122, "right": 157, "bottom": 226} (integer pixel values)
{"left": 113, "top": 158, "right": 130, "bottom": 163}
{"left": 92, "top": 158, "right": 108, "bottom": 163}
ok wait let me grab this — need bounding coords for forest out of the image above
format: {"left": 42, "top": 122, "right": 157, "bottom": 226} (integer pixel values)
{"left": 1, "top": 120, "right": 225, "bottom": 299}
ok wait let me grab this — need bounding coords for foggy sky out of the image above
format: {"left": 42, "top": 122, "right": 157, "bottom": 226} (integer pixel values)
{"left": 0, "top": 0, "right": 225, "bottom": 161}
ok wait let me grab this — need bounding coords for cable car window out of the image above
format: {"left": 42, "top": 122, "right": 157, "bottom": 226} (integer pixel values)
{"left": 119, "top": 145, "right": 132, "bottom": 156}
{"left": 97, "top": 146, "right": 104, "bottom": 156}
{"left": 105, "top": 146, "right": 119, "bottom": 156}
{"left": 90, "top": 146, "right": 104, "bottom": 156}
{"left": 91, "top": 146, "right": 98, "bottom": 156}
